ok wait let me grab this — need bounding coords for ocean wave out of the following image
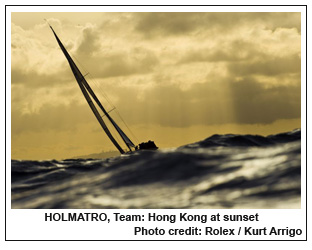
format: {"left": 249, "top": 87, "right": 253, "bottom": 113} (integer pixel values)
{"left": 11, "top": 129, "right": 301, "bottom": 209}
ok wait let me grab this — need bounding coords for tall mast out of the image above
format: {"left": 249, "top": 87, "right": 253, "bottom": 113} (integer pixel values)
{"left": 49, "top": 25, "right": 125, "bottom": 154}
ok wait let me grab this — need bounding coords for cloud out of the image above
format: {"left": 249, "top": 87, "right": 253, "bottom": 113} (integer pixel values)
{"left": 228, "top": 54, "right": 301, "bottom": 77}
{"left": 11, "top": 101, "right": 93, "bottom": 135}
{"left": 79, "top": 49, "right": 159, "bottom": 78}
{"left": 178, "top": 26, "right": 300, "bottom": 66}
{"left": 135, "top": 13, "right": 202, "bottom": 37}
{"left": 11, "top": 67, "right": 73, "bottom": 88}
{"left": 75, "top": 24, "right": 100, "bottom": 57}
{"left": 11, "top": 22, "right": 76, "bottom": 88}
{"left": 60, "top": 23, "right": 160, "bottom": 78}
{"left": 228, "top": 76, "right": 301, "bottom": 124}
{"left": 97, "top": 73, "right": 300, "bottom": 127}
{"left": 10, "top": 12, "right": 302, "bottom": 160}
{"left": 11, "top": 19, "right": 159, "bottom": 91}
{"left": 178, "top": 40, "right": 261, "bottom": 64}
{"left": 135, "top": 12, "right": 301, "bottom": 37}
{"left": 11, "top": 14, "right": 302, "bottom": 128}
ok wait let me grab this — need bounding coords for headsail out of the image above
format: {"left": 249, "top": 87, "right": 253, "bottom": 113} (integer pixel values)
{"left": 110, "top": 118, "right": 135, "bottom": 148}
{"left": 75, "top": 70, "right": 136, "bottom": 151}
{"left": 49, "top": 25, "right": 127, "bottom": 153}
{"left": 49, "top": 24, "right": 158, "bottom": 153}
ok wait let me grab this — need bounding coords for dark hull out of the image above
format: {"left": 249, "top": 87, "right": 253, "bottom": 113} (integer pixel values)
{"left": 137, "top": 140, "right": 158, "bottom": 150}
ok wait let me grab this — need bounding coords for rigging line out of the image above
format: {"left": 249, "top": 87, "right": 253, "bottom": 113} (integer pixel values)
{"left": 87, "top": 72, "right": 116, "bottom": 109}
{"left": 91, "top": 77, "right": 139, "bottom": 145}
{"left": 85, "top": 72, "right": 139, "bottom": 144}
{"left": 69, "top": 51, "right": 115, "bottom": 110}
{"left": 86, "top": 78, "right": 132, "bottom": 150}
{"left": 68, "top": 49, "right": 138, "bottom": 146}
{"left": 85, "top": 71, "right": 139, "bottom": 144}
{"left": 82, "top": 68, "right": 115, "bottom": 111}
{"left": 50, "top": 26, "right": 128, "bottom": 153}
{"left": 71, "top": 53, "right": 116, "bottom": 112}
{"left": 50, "top": 28, "right": 113, "bottom": 110}
{"left": 114, "top": 109, "right": 139, "bottom": 144}
{"left": 71, "top": 54, "right": 88, "bottom": 75}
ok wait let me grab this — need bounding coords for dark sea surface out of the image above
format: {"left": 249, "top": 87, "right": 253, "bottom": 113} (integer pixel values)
{"left": 11, "top": 129, "right": 301, "bottom": 209}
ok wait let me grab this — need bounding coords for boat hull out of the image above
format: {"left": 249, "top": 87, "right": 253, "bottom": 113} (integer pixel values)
{"left": 137, "top": 140, "right": 158, "bottom": 150}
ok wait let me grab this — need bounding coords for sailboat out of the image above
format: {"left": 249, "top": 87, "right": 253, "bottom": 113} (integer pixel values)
{"left": 49, "top": 25, "right": 158, "bottom": 154}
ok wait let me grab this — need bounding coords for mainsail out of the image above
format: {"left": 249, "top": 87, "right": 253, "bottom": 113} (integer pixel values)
{"left": 49, "top": 25, "right": 136, "bottom": 153}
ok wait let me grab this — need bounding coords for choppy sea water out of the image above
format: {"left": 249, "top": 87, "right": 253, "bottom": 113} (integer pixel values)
{"left": 11, "top": 129, "right": 301, "bottom": 209}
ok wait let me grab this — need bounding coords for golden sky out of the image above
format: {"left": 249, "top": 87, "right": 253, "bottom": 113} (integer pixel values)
{"left": 11, "top": 12, "right": 301, "bottom": 160}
